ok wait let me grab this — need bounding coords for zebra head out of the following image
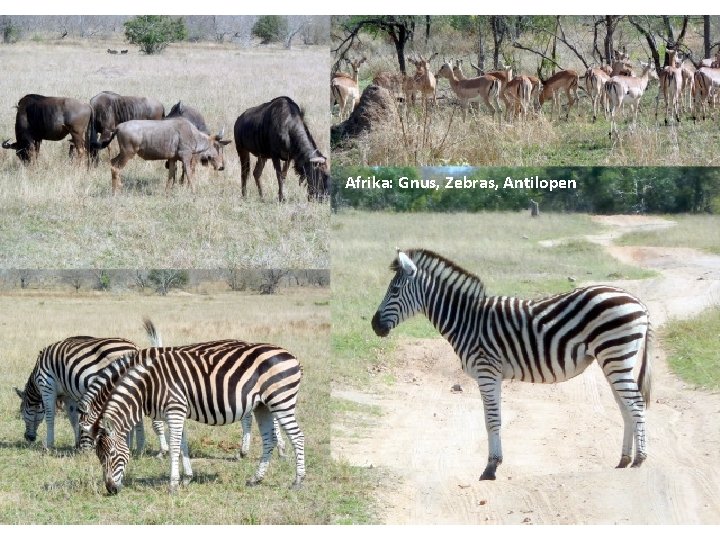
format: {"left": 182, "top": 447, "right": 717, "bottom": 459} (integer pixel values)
{"left": 14, "top": 384, "right": 43, "bottom": 442}
{"left": 372, "top": 250, "right": 424, "bottom": 337}
{"left": 96, "top": 418, "right": 130, "bottom": 495}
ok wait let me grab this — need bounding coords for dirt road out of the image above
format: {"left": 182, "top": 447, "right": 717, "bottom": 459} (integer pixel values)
{"left": 332, "top": 215, "right": 720, "bottom": 524}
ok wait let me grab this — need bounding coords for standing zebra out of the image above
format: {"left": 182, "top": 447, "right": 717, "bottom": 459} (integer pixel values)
{"left": 87, "top": 339, "right": 305, "bottom": 494}
{"left": 371, "top": 249, "right": 651, "bottom": 481}
{"left": 15, "top": 320, "right": 163, "bottom": 451}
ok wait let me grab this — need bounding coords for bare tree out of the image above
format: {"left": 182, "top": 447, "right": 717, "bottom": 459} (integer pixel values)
{"left": 258, "top": 269, "right": 288, "bottom": 295}
{"left": 225, "top": 266, "right": 247, "bottom": 292}
{"left": 148, "top": 269, "right": 189, "bottom": 296}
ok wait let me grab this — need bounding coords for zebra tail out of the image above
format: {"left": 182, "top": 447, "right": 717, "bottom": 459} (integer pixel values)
{"left": 143, "top": 317, "right": 162, "bottom": 348}
{"left": 638, "top": 327, "right": 652, "bottom": 409}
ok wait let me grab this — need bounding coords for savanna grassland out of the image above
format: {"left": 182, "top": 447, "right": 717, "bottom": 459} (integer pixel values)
{"left": 331, "top": 17, "right": 720, "bottom": 168}
{"left": 330, "top": 210, "right": 655, "bottom": 387}
{"left": 0, "top": 40, "right": 330, "bottom": 268}
{"left": 0, "top": 286, "right": 375, "bottom": 524}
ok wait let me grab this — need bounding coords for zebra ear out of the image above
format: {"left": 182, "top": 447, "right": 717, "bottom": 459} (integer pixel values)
{"left": 397, "top": 251, "right": 417, "bottom": 278}
{"left": 100, "top": 418, "right": 116, "bottom": 436}
{"left": 14, "top": 386, "right": 24, "bottom": 399}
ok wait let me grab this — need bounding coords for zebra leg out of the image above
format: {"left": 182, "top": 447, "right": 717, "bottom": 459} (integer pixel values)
{"left": 41, "top": 391, "right": 57, "bottom": 450}
{"left": 246, "top": 404, "right": 275, "bottom": 487}
{"left": 478, "top": 377, "right": 503, "bottom": 481}
{"left": 63, "top": 397, "right": 81, "bottom": 448}
{"left": 133, "top": 421, "right": 146, "bottom": 455}
{"left": 275, "top": 409, "right": 305, "bottom": 489}
{"left": 239, "top": 413, "right": 252, "bottom": 459}
{"left": 601, "top": 360, "right": 647, "bottom": 468}
{"left": 180, "top": 429, "right": 193, "bottom": 486}
{"left": 166, "top": 415, "right": 186, "bottom": 493}
{"left": 151, "top": 420, "right": 168, "bottom": 457}
{"left": 274, "top": 417, "right": 286, "bottom": 459}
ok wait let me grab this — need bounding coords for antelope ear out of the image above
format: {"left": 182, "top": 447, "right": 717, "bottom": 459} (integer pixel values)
{"left": 397, "top": 251, "right": 417, "bottom": 278}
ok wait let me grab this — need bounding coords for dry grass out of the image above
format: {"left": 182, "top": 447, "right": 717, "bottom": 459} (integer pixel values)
{"left": 0, "top": 287, "right": 375, "bottom": 524}
{"left": 0, "top": 40, "right": 330, "bottom": 268}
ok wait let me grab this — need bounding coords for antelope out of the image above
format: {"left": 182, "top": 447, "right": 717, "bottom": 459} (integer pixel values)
{"left": 435, "top": 61, "right": 502, "bottom": 122}
{"left": 584, "top": 67, "right": 611, "bottom": 122}
{"left": 470, "top": 61, "right": 513, "bottom": 112}
{"left": 655, "top": 49, "right": 683, "bottom": 125}
{"left": 693, "top": 67, "right": 720, "bottom": 121}
{"left": 680, "top": 63, "right": 696, "bottom": 114}
{"left": 504, "top": 75, "right": 533, "bottom": 122}
{"left": 538, "top": 70, "right": 579, "bottom": 120}
{"left": 606, "top": 60, "right": 653, "bottom": 135}
{"left": 331, "top": 57, "right": 366, "bottom": 120}
{"left": 404, "top": 54, "right": 438, "bottom": 110}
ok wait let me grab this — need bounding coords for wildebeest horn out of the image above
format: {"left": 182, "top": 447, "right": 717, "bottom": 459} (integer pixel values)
{"left": 2, "top": 139, "right": 15, "bottom": 149}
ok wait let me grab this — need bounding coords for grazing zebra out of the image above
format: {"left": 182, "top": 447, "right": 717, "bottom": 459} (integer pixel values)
{"left": 371, "top": 249, "right": 651, "bottom": 481}
{"left": 15, "top": 320, "right": 163, "bottom": 451}
{"left": 87, "top": 339, "right": 305, "bottom": 494}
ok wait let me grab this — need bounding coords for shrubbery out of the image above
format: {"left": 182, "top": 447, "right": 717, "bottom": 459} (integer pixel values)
{"left": 124, "top": 15, "right": 187, "bottom": 54}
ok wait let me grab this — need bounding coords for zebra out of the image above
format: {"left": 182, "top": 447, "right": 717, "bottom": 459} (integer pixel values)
{"left": 371, "top": 249, "right": 651, "bottom": 481}
{"left": 86, "top": 339, "right": 305, "bottom": 494}
{"left": 15, "top": 319, "right": 164, "bottom": 451}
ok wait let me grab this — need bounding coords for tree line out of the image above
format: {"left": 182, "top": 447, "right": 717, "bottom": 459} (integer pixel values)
{"left": 332, "top": 166, "right": 720, "bottom": 215}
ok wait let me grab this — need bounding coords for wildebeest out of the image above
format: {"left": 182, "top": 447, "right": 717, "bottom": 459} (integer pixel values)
{"left": 2, "top": 94, "right": 92, "bottom": 163}
{"left": 102, "top": 117, "right": 231, "bottom": 194}
{"left": 234, "top": 96, "right": 329, "bottom": 202}
{"left": 88, "top": 91, "right": 165, "bottom": 162}
{"left": 164, "top": 101, "right": 210, "bottom": 183}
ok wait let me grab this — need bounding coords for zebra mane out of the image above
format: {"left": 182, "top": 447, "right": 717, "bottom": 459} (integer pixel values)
{"left": 393, "top": 249, "right": 488, "bottom": 299}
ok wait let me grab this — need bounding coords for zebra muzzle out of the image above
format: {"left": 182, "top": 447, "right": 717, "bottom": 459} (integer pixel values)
{"left": 371, "top": 313, "right": 390, "bottom": 337}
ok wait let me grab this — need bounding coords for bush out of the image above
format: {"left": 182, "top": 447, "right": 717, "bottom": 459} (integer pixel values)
{"left": 1, "top": 18, "right": 19, "bottom": 43}
{"left": 124, "top": 15, "right": 187, "bottom": 54}
{"left": 252, "top": 15, "right": 287, "bottom": 44}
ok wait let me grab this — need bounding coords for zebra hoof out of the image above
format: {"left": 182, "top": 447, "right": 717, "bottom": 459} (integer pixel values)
{"left": 479, "top": 470, "right": 496, "bottom": 481}
{"left": 631, "top": 454, "right": 647, "bottom": 468}
{"left": 181, "top": 475, "right": 193, "bottom": 486}
{"left": 168, "top": 484, "right": 179, "bottom": 495}
{"left": 616, "top": 455, "right": 632, "bottom": 468}
{"left": 289, "top": 479, "right": 303, "bottom": 490}
{"left": 246, "top": 477, "right": 262, "bottom": 487}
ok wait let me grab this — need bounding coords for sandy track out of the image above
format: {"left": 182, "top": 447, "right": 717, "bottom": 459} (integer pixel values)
{"left": 332, "top": 215, "right": 720, "bottom": 524}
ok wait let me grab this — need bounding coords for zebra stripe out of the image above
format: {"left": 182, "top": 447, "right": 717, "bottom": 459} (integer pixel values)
{"left": 371, "top": 249, "right": 651, "bottom": 481}
{"left": 91, "top": 339, "right": 305, "bottom": 494}
{"left": 16, "top": 319, "right": 162, "bottom": 451}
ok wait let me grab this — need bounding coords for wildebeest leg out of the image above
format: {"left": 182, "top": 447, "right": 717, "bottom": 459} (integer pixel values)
{"left": 181, "top": 156, "right": 194, "bottom": 193}
{"left": 238, "top": 148, "right": 251, "bottom": 198}
{"left": 110, "top": 153, "right": 131, "bottom": 195}
{"left": 253, "top": 158, "right": 267, "bottom": 200}
{"left": 271, "top": 158, "right": 286, "bottom": 202}
{"left": 166, "top": 160, "right": 178, "bottom": 193}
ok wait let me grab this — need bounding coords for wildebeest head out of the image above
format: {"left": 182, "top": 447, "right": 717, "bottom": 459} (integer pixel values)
{"left": 197, "top": 127, "right": 232, "bottom": 171}
{"left": 1, "top": 138, "right": 33, "bottom": 163}
{"left": 298, "top": 151, "right": 330, "bottom": 202}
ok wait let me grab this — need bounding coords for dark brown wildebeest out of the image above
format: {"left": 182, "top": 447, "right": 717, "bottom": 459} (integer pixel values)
{"left": 102, "top": 117, "right": 231, "bottom": 194}
{"left": 88, "top": 91, "right": 165, "bottom": 162}
{"left": 2, "top": 94, "right": 92, "bottom": 163}
{"left": 233, "top": 96, "right": 329, "bottom": 202}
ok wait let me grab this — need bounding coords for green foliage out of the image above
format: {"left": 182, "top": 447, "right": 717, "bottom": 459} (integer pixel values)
{"left": 252, "top": 15, "right": 288, "bottom": 44}
{"left": 124, "top": 15, "right": 187, "bottom": 54}
{"left": 333, "top": 166, "right": 720, "bottom": 215}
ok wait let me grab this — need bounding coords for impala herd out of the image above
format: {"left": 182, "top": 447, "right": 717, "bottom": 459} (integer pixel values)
{"left": 331, "top": 49, "right": 720, "bottom": 135}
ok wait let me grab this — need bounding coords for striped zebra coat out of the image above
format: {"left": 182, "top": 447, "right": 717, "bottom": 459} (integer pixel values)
{"left": 371, "top": 249, "right": 651, "bottom": 481}
{"left": 88, "top": 339, "right": 305, "bottom": 494}
{"left": 15, "top": 320, "right": 163, "bottom": 451}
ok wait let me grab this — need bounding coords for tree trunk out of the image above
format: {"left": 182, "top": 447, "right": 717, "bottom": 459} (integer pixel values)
{"left": 477, "top": 17, "right": 486, "bottom": 71}
{"left": 604, "top": 15, "right": 615, "bottom": 63}
{"left": 425, "top": 15, "right": 430, "bottom": 43}
{"left": 392, "top": 25, "right": 409, "bottom": 75}
{"left": 704, "top": 15, "right": 711, "bottom": 58}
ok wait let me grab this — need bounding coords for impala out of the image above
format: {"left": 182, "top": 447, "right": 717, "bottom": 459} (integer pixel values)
{"left": 584, "top": 67, "right": 611, "bottom": 122}
{"left": 404, "top": 54, "right": 438, "bottom": 110}
{"left": 538, "top": 70, "right": 579, "bottom": 120}
{"left": 470, "top": 61, "right": 513, "bottom": 112}
{"left": 504, "top": 75, "right": 533, "bottom": 122}
{"left": 435, "top": 61, "right": 502, "bottom": 122}
{"left": 331, "top": 57, "right": 366, "bottom": 120}
{"left": 655, "top": 49, "right": 683, "bottom": 125}
{"left": 693, "top": 67, "right": 720, "bottom": 121}
{"left": 606, "top": 60, "right": 653, "bottom": 135}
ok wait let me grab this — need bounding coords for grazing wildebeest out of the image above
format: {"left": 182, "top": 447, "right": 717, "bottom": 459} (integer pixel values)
{"left": 88, "top": 91, "right": 165, "bottom": 162}
{"left": 2, "top": 94, "right": 92, "bottom": 163}
{"left": 164, "top": 101, "right": 210, "bottom": 182}
{"left": 102, "top": 117, "right": 231, "bottom": 194}
{"left": 233, "top": 96, "right": 329, "bottom": 202}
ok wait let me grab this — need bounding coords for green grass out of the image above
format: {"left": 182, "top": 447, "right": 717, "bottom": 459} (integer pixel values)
{"left": 0, "top": 288, "right": 375, "bottom": 524}
{"left": 662, "top": 306, "right": 720, "bottom": 390}
{"left": 616, "top": 214, "right": 720, "bottom": 255}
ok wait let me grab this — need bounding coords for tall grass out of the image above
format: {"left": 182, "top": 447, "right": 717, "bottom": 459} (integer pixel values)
{"left": 616, "top": 214, "right": 720, "bottom": 254}
{"left": 0, "top": 287, "right": 374, "bottom": 524}
{"left": 0, "top": 41, "right": 330, "bottom": 268}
